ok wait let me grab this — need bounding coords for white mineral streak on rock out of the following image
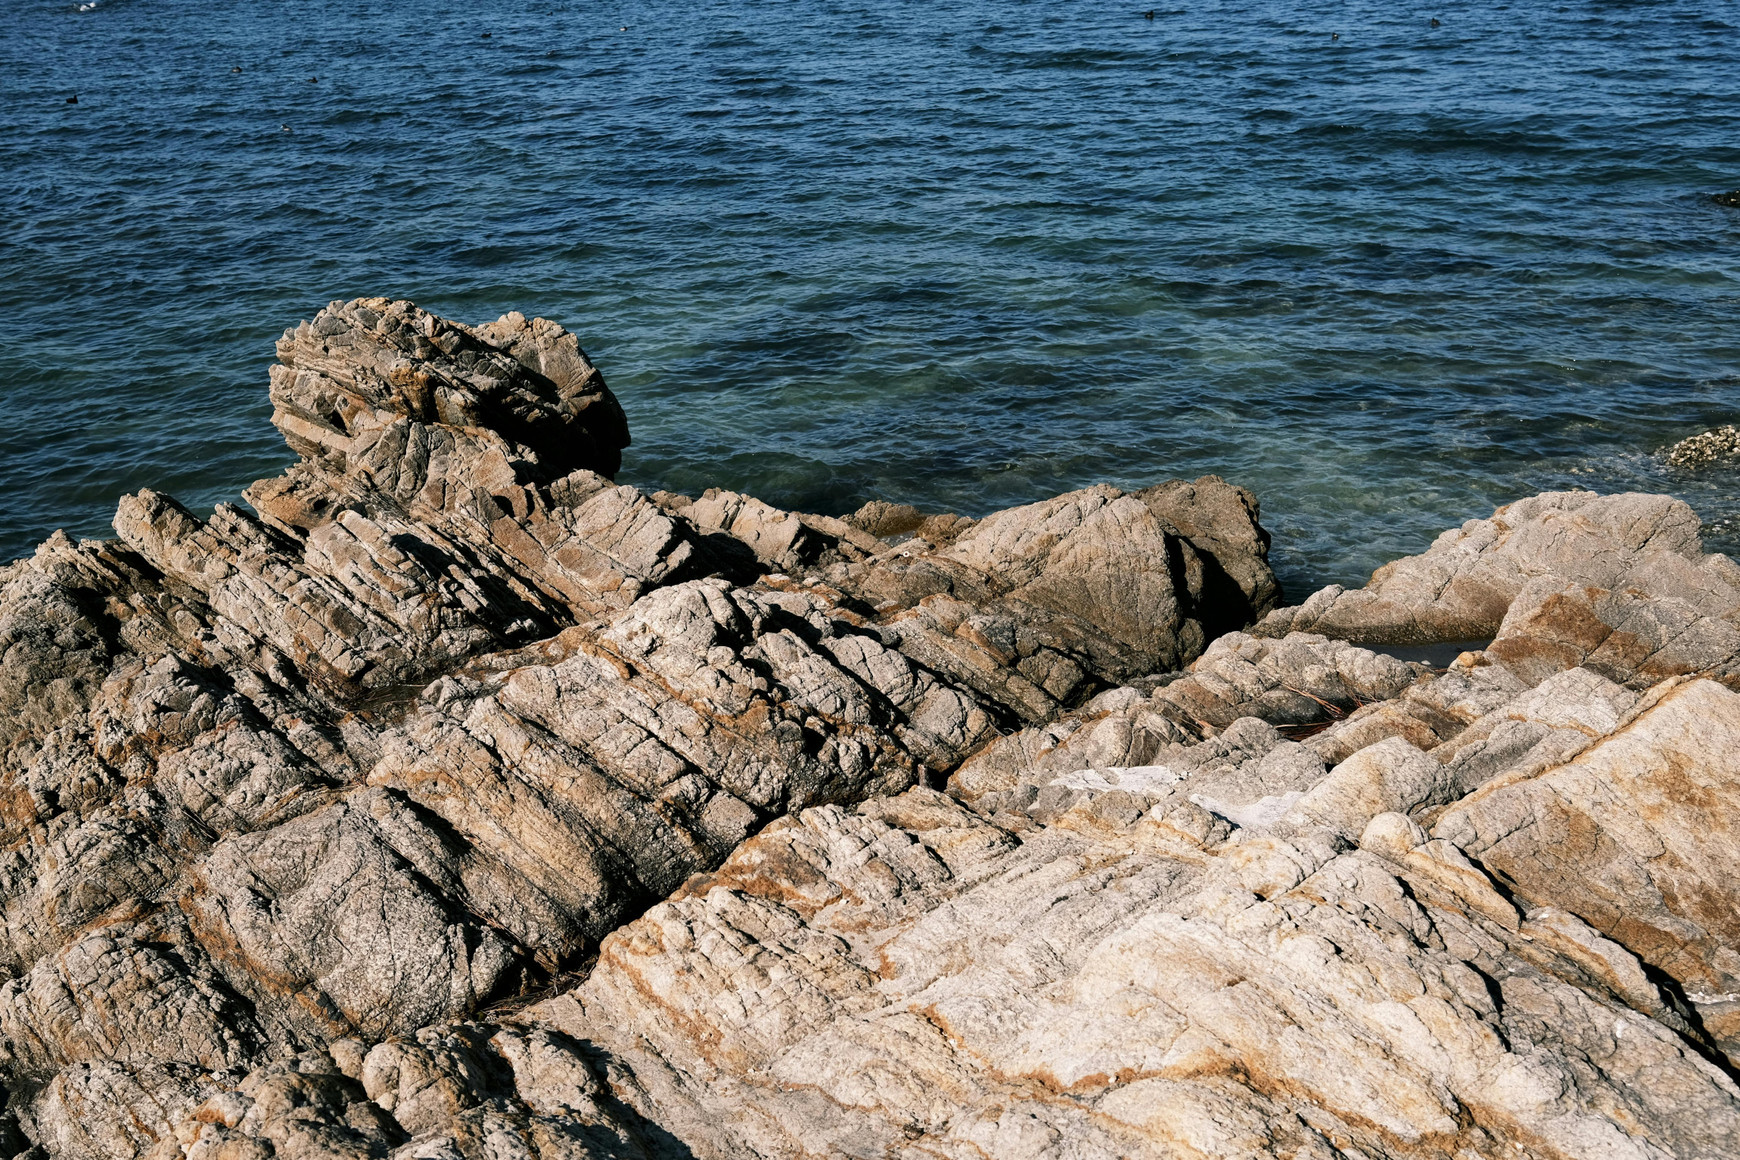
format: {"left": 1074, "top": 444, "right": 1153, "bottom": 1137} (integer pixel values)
{"left": 1187, "top": 787, "right": 1305, "bottom": 830}
{"left": 1050, "top": 763, "right": 1183, "bottom": 793}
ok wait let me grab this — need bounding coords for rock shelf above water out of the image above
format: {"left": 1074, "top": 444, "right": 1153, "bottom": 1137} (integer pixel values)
{"left": 2, "top": 299, "right": 1738, "bottom": 1160}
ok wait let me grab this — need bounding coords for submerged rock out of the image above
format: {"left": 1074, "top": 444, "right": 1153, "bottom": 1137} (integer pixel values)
{"left": 1664, "top": 423, "right": 1740, "bottom": 469}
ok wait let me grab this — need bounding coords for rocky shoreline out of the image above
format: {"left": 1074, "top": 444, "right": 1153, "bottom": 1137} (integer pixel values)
{"left": 3, "top": 299, "right": 1738, "bottom": 1160}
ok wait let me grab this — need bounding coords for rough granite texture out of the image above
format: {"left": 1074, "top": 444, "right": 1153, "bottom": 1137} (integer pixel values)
{"left": 2, "top": 299, "right": 1738, "bottom": 1160}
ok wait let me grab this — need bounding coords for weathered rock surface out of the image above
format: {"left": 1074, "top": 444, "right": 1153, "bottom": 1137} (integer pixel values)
{"left": 7, "top": 298, "right": 1740, "bottom": 1159}
{"left": 145, "top": 659, "right": 1740, "bottom": 1160}
{"left": 0, "top": 299, "right": 1283, "bottom": 1158}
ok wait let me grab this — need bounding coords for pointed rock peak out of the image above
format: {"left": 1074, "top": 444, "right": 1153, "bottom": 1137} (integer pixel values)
{"left": 269, "top": 297, "right": 629, "bottom": 482}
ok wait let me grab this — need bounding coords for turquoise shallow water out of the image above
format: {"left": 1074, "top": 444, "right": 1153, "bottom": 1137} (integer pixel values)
{"left": 3, "top": 0, "right": 1739, "bottom": 597}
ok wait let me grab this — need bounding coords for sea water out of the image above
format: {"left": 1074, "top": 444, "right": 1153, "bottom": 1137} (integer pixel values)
{"left": 4, "top": 0, "right": 1738, "bottom": 597}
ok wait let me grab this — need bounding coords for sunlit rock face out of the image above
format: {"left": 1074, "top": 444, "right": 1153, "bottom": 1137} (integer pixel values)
{"left": 13, "top": 299, "right": 1740, "bottom": 1160}
{"left": 0, "top": 299, "right": 1291, "bottom": 1158}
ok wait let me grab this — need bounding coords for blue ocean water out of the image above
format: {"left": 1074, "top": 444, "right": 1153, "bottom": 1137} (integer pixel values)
{"left": 3, "top": 0, "right": 1738, "bottom": 598}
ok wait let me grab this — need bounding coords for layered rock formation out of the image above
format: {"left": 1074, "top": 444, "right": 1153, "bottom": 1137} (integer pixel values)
{"left": 0, "top": 299, "right": 1280, "bottom": 1159}
{"left": 4, "top": 298, "right": 1738, "bottom": 1160}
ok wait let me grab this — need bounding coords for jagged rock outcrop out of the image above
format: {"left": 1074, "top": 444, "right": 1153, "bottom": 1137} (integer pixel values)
{"left": 128, "top": 479, "right": 1740, "bottom": 1160}
{"left": 8, "top": 297, "right": 1740, "bottom": 1159}
{"left": 541, "top": 664, "right": 1740, "bottom": 1158}
{"left": 0, "top": 299, "right": 1282, "bottom": 1158}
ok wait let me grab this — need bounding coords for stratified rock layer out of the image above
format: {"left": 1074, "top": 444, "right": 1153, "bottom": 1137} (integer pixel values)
{"left": 0, "top": 299, "right": 1282, "bottom": 1158}
{"left": 7, "top": 299, "right": 1740, "bottom": 1160}
{"left": 142, "top": 660, "right": 1740, "bottom": 1160}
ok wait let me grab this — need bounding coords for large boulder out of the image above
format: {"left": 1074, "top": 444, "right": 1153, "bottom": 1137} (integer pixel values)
{"left": 267, "top": 297, "right": 629, "bottom": 482}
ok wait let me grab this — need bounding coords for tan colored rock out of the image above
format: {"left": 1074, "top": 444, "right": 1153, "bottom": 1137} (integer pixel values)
{"left": 811, "top": 478, "right": 1283, "bottom": 724}
{"left": 1435, "top": 677, "right": 1740, "bottom": 1062}
{"left": 523, "top": 769, "right": 1737, "bottom": 1159}
{"left": 948, "top": 631, "right": 1426, "bottom": 804}
{"left": 106, "top": 625, "right": 1740, "bottom": 1160}
{"left": 269, "top": 296, "right": 627, "bottom": 481}
{"left": 0, "top": 299, "right": 1283, "bottom": 1158}
{"left": 1256, "top": 490, "right": 1708, "bottom": 646}
{"left": 1483, "top": 553, "right": 1740, "bottom": 689}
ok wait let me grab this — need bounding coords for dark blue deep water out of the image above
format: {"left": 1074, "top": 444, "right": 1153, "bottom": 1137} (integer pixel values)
{"left": 4, "top": 0, "right": 1739, "bottom": 596}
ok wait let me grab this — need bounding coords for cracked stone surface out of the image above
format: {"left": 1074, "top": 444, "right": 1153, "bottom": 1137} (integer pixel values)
{"left": 0, "top": 300, "right": 1284, "bottom": 1159}
{"left": 139, "top": 660, "right": 1740, "bottom": 1159}
{"left": 6, "top": 300, "right": 1740, "bottom": 1159}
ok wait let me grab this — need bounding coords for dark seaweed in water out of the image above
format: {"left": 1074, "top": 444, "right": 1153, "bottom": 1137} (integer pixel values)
{"left": 3, "top": 0, "right": 1739, "bottom": 596}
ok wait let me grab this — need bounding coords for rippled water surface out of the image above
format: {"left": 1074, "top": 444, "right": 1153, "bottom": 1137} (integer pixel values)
{"left": 4, "top": 0, "right": 1739, "bottom": 595}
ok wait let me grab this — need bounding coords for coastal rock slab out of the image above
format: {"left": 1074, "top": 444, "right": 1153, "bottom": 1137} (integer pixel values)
{"left": 145, "top": 776, "right": 1740, "bottom": 1159}
{"left": 0, "top": 299, "right": 1284, "bottom": 1159}
{"left": 1482, "top": 553, "right": 1740, "bottom": 689}
{"left": 1255, "top": 490, "right": 1707, "bottom": 646}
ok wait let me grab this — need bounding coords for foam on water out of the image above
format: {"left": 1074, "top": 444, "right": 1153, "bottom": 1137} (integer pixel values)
{"left": 3, "top": 0, "right": 1738, "bottom": 594}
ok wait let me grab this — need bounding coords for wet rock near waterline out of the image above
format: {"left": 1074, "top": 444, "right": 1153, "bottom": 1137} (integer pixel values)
{"left": 268, "top": 297, "right": 630, "bottom": 485}
{"left": 1251, "top": 489, "right": 1706, "bottom": 645}
{"left": 1664, "top": 423, "right": 1740, "bottom": 469}
{"left": 1254, "top": 489, "right": 1740, "bottom": 694}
